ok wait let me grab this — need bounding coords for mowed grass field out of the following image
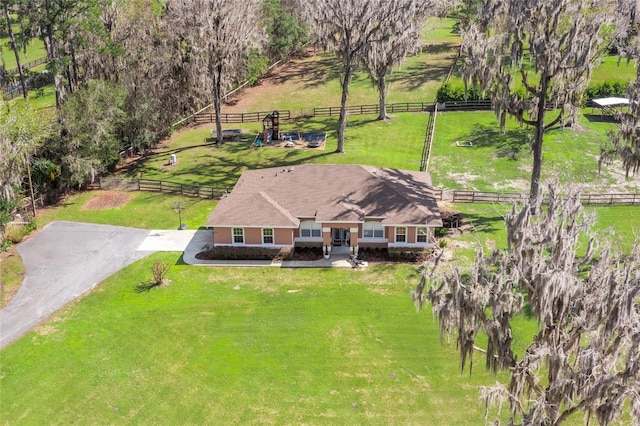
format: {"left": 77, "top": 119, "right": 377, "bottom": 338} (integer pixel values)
{"left": 1, "top": 16, "right": 639, "bottom": 426}
{"left": 1, "top": 255, "right": 536, "bottom": 425}
{"left": 220, "top": 17, "right": 460, "bottom": 114}
{"left": 429, "top": 110, "right": 640, "bottom": 193}
{"left": 0, "top": 37, "right": 46, "bottom": 70}
{"left": 127, "top": 113, "right": 429, "bottom": 186}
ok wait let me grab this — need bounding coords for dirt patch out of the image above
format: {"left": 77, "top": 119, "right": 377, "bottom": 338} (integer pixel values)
{"left": 82, "top": 191, "right": 132, "bottom": 210}
{"left": 221, "top": 50, "right": 320, "bottom": 113}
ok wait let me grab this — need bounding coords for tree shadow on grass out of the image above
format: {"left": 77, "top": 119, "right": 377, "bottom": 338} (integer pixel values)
{"left": 583, "top": 113, "right": 619, "bottom": 123}
{"left": 401, "top": 61, "right": 450, "bottom": 92}
{"left": 462, "top": 124, "right": 531, "bottom": 160}
{"left": 134, "top": 281, "right": 159, "bottom": 293}
{"left": 419, "top": 42, "right": 459, "bottom": 55}
{"left": 460, "top": 211, "right": 505, "bottom": 235}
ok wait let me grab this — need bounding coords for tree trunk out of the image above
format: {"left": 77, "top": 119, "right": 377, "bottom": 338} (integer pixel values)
{"left": 377, "top": 73, "right": 388, "bottom": 120}
{"left": 529, "top": 122, "right": 544, "bottom": 211}
{"left": 43, "top": 0, "right": 65, "bottom": 109}
{"left": 337, "top": 65, "right": 353, "bottom": 153}
{"left": 213, "top": 64, "right": 224, "bottom": 145}
{"left": 43, "top": 31, "right": 66, "bottom": 108}
{"left": 529, "top": 77, "right": 549, "bottom": 213}
{"left": 3, "top": 0, "right": 27, "bottom": 99}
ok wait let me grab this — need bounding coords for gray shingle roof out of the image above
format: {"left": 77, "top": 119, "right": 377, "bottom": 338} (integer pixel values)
{"left": 206, "top": 164, "right": 442, "bottom": 227}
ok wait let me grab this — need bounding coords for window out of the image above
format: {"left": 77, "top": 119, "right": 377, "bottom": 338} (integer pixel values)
{"left": 395, "top": 226, "right": 406, "bottom": 243}
{"left": 233, "top": 228, "right": 244, "bottom": 244}
{"left": 262, "top": 228, "right": 274, "bottom": 244}
{"left": 300, "top": 221, "right": 322, "bottom": 238}
{"left": 417, "top": 227, "right": 429, "bottom": 243}
{"left": 363, "top": 222, "right": 384, "bottom": 238}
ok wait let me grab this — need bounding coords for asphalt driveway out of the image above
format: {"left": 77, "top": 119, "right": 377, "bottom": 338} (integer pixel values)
{"left": 0, "top": 221, "right": 153, "bottom": 349}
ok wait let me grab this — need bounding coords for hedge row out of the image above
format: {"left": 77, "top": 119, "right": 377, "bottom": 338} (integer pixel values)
{"left": 583, "top": 81, "right": 628, "bottom": 100}
{"left": 436, "top": 83, "right": 489, "bottom": 103}
{"left": 436, "top": 80, "right": 630, "bottom": 104}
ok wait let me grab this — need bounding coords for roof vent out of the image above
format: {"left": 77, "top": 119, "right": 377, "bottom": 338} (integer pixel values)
{"left": 288, "top": 167, "right": 294, "bottom": 172}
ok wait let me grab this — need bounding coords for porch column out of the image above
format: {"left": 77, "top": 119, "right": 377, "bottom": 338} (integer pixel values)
{"left": 350, "top": 227, "right": 359, "bottom": 254}
{"left": 322, "top": 227, "right": 331, "bottom": 256}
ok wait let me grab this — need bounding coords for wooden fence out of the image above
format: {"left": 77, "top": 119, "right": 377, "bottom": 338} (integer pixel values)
{"left": 87, "top": 176, "right": 640, "bottom": 207}
{"left": 437, "top": 100, "right": 493, "bottom": 111}
{"left": 194, "top": 110, "right": 292, "bottom": 125}
{"left": 4, "top": 57, "right": 47, "bottom": 75}
{"left": 450, "top": 190, "right": 640, "bottom": 206}
{"left": 420, "top": 105, "right": 437, "bottom": 172}
{"left": 193, "top": 102, "right": 435, "bottom": 124}
{"left": 192, "top": 100, "right": 496, "bottom": 125}
{"left": 579, "top": 192, "right": 640, "bottom": 205}
{"left": 90, "top": 177, "right": 230, "bottom": 199}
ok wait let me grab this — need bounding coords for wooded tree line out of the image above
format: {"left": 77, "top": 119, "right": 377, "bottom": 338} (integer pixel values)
{"left": 0, "top": 0, "right": 307, "bottom": 216}
{"left": 1, "top": 0, "right": 640, "bottom": 221}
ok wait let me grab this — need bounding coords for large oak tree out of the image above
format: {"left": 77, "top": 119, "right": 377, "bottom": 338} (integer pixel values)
{"left": 360, "top": 0, "right": 437, "bottom": 120}
{"left": 169, "top": 0, "right": 264, "bottom": 145}
{"left": 306, "top": 0, "right": 416, "bottom": 152}
{"left": 414, "top": 184, "right": 640, "bottom": 425}
{"left": 461, "top": 0, "right": 620, "bottom": 209}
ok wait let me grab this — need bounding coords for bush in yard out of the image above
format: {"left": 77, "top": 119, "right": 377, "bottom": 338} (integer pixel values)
{"left": 151, "top": 259, "right": 170, "bottom": 286}
{"left": 584, "top": 80, "right": 628, "bottom": 104}
{"left": 196, "top": 246, "right": 291, "bottom": 261}
{"left": 436, "top": 82, "right": 490, "bottom": 103}
{"left": 1, "top": 220, "right": 37, "bottom": 247}
{"left": 434, "top": 227, "right": 448, "bottom": 238}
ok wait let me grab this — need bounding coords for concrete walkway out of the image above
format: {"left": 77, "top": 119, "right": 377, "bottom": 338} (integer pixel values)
{"left": 178, "top": 229, "right": 366, "bottom": 268}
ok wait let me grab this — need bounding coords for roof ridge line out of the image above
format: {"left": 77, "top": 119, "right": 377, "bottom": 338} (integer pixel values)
{"left": 258, "top": 191, "right": 300, "bottom": 226}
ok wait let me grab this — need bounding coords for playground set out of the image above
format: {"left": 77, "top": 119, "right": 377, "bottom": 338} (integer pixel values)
{"left": 254, "top": 110, "right": 326, "bottom": 149}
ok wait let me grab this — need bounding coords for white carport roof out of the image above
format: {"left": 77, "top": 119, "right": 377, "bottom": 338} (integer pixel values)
{"left": 593, "top": 97, "right": 630, "bottom": 107}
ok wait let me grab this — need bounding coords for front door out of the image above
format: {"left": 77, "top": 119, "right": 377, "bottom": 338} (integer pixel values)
{"left": 332, "top": 228, "right": 350, "bottom": 246}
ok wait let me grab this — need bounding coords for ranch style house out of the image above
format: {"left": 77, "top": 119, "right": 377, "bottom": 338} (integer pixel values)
{"left": 206, "top": 164, "right": 443, "bottom": 256}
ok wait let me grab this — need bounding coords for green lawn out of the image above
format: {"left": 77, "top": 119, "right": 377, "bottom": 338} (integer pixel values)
{"left": 590, "top": 54, "right": 637, "bottom": 84}
{"left": 35, "top": 190, "right": 216, "bottom": 231}
{"left": 446, "top": 203, "right": 640, "bottom": 261}
{"left": 130, "top": 113, "right": 429, "bottom": 186}
{"left": 219, "top": 17, "right": 460, "bottom": 114}
{"left": 1, "top": 37, "right": 46, "bottom": 70}
{"left": 429, "top": 110, "right": 638, "bottom": 193}
{"left": 1, "top": 255, "right": 536, "bottom": 425}
{"left": 136, "top": 108, "right": 639, "bottom": 196}
{"left": 7, "top": 85, "right": 57, "bottom": 114}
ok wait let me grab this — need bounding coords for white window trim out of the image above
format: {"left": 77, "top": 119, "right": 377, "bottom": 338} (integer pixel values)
{"left": 362, "top": 222, "right": 385, "bottom": 239}
{"left": 300, "top": 220, "right": 322, "bottom": 238}
{"left": 395, "top": 226, "right": 407, "bottom": 243}
{"left": 262, "top": 228, "right": 274, "bottom": 245}
{"left": 232, "top": 227, "right": 244, "bottom": 245}
{"left": 417, "top": 227, "right": 429, "bottom": 243}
